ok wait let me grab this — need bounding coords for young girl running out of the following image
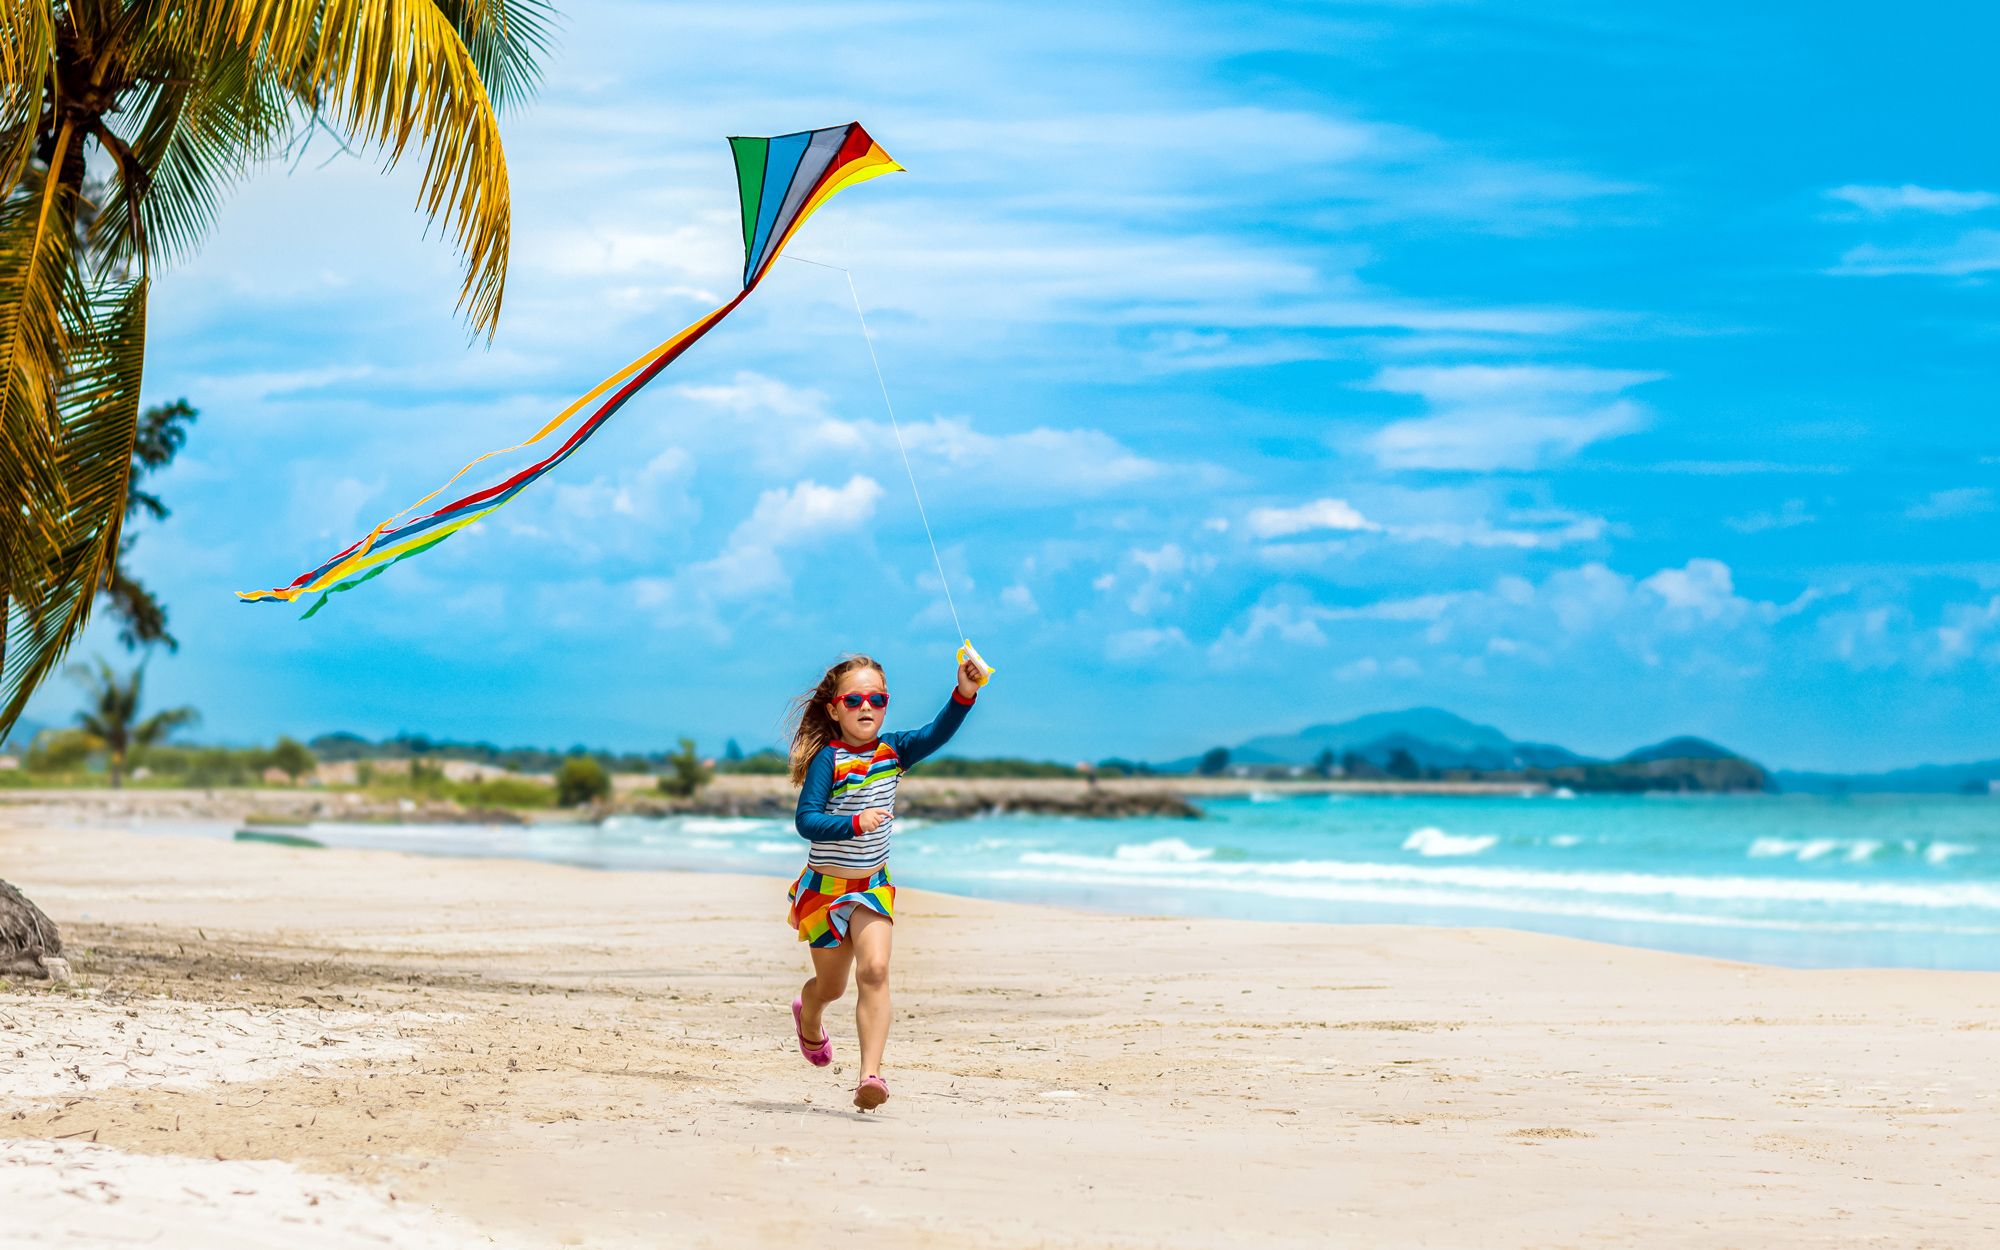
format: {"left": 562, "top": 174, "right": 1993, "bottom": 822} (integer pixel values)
{"left": 785, "top": 652, "right": 983, "bottom": 1110}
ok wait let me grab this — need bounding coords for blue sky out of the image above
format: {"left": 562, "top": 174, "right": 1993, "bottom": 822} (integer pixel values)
{"left": 29, "top": 0, "right": 1999, "bottom": 771}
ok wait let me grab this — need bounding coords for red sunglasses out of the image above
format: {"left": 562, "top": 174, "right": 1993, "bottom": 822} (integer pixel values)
{"left": 837, "top": 691, "right": 889, "bottom": 709}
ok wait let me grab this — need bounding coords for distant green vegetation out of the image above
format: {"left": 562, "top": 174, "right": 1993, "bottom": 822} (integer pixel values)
{"left": 305, "top": 730, "right": 687, "bottom": 777}
{"left": 919, "top": 757, "right": 1080, "bottom": 780}
{"left": 556, "top": 757, "right": 612, "bottom": 807}
{"left": 657, "top": 738, "right": 713, "bottom": 798}
{"left": 354, "top": 760, "right": 557, "bottom": 809}
{"left": 721, "top": 750, "right": 789, "bottom": 776}
{"left": 6, "top": 740, "right": 286, "bottom": 789}
{"left": 1523, "top": 757, "right": 1770, "bottom": 794}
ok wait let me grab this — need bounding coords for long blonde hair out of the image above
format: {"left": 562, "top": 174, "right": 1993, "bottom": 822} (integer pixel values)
{"left": 788, "top": 654, "right": 885, "bottom": 784}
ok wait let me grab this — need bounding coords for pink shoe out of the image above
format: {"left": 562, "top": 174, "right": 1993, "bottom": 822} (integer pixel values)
{"left": 792, "top": 996, "right": 832, "bottom": 1067}
{"left": 853, "top": 1075, "right": 888, "bottom": 1111}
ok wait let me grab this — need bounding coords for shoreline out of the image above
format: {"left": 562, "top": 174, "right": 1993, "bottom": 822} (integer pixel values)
{"left": 0, "top": 775, "right": 1547, "bottom": 828}
{"left": 2, "top": 813, "right": 1996, "bottom": 1248}
{"left": 13, "top": 787, "right": 1994, "bottom": 974}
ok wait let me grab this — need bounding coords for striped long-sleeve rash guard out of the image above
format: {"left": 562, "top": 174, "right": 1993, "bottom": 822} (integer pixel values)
{"left": 794, "top": 688, "right": 976, "bottom": 873}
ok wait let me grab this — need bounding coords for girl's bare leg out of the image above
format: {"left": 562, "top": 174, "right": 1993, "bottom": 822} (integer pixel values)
{"left": 800, "top": 942, "right": 852, "bottom": 1042}
{"left": 846, "top": 908, "right": 894, "bottom": 1076}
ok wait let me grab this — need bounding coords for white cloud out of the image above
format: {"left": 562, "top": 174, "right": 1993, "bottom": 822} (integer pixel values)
{"left": 675, "top": 373, "right": 1182, "bottom": 500}
{"left": 1831, "top": 230, "right": 2000, "bottom": 277}
{"left": 1725, "top": 498, "right": 1816, "bottom": 534}
{"left": 1363, "top": 364, "right": 1660, "bottom": 471}
{"left": 1106, "top": 626, "right": 1192, "bottom": 662}
{"left": 1246, "top": 498, "right": 1380, "bottom": 539}
{"left": 1122, "top": 542, "right": 1218, "bottom": 614}
{"left": 1207, "top": 559, "right": 1820, "bottom": 677}
{"left": 695, "top": 475, "right": 883, "bottom": 599}
{"left": 294, "top": 473, "right": 385, "bottom": 542}
{"left": 1817, "top": 592, "right": 2000, "bottom": 670}
{"left": 1652, "top": 461, "right": 1849, "bottom": 476}
{"left": 1818, "top": 604, "right": 1909, "bottom": 670}
{"left": 1388, "top": 510, "right": 1607, "bottom": 550}
{"left": 508, "top": 448, "right": 700, "bottom": 561}
{"left": 1641, "top": 559, "right": 1748, "bottom": 624}
{"left": 1937, "top": 597, "right": 2000, "bottom": 664}
{"left": 1906, "top": 488, "right": 1994, "bottom": 521}
{"left": 1826, "top": 184, "right": 2000, "bottom": 216}
{"left": 1243, "top": 493, "right": 1607, "bottom": 557}
{"left": 1209, "top": 590, "right": 1456, "bottom": 664}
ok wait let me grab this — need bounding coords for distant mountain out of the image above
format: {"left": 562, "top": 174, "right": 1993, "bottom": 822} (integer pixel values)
{"left": 1776, "top": 760, "right": 2000, "bottom": 795}
{"left": 1168, "top": 707, "right": 1768, "bottom": 791}
{"left": 1215, "top": 708, "right": 1588, "bottom": 772}
{"left": 1620, "top": 737, "right": 1741, "bottom": 764}
{"left": 306, "top": 731, "right": 374, "bottom": 760}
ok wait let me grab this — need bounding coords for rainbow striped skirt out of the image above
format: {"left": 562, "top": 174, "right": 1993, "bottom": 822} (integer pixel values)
{"left": 787, "top": 865, "right": 894, "bottom": 948}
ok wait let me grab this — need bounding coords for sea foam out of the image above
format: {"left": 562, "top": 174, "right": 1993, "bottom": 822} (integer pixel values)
{"left": 1751, "top": 837, "right": 1971, "bottom": 866}
{"left": 989, "top": 865, "right": 2000, "bottom": 936}
{"left": 675, "top": 817, "right": 779, "bottom": 836}
{"left": 1112, "top": 838, "right": 1215, "bottom": 863}
{"left": 1402, "top": 827, "right": 1498, "bottom": 857}
{"left": 1011, "top": 850, "right": 2000, "bottom": 911}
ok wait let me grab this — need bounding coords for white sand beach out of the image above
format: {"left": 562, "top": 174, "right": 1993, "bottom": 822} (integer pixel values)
{"left": 3, "top": 808, "right": 1997, "bottom": 1248}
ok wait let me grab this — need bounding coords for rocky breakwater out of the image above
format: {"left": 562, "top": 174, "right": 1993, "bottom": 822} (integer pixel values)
{"left": 615, "top": 776, "right": 1200, "bottom": 822}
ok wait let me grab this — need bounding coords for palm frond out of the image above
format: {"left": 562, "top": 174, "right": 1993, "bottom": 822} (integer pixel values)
{"left": 435, "top": 0, "right": 559, "bottom": 114}
{"left": 91, "top": 38, "right": 294, "bottom": 272}
{"left": 0, "top": 279, "right": 148, "bottom": 737}
{"left": 198, "top": 0, "right": 515, "bottom": 337}
{"left": 0, "top": 0, "right": 53, "bottom": 90}
{"left": 0, "top": 1, "right": 55, "bottom": 198}
{"left": 0, "top": 151, "right": 85, "bottom": 630}
{"left": 134, "top": 704, "right": 199, "bottom": 746}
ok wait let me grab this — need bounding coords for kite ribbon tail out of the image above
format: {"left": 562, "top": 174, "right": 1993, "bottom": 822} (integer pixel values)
{"left": 239, "top": 288, "right": 751, "bottom": 608}
{"left": 298, "top": 531, "right": 454, "bottom": 619}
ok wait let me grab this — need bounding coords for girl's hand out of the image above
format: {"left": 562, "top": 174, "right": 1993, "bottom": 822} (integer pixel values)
{"left": 855, "top": 808, "right": 891, "bottom": 835}
{"left": 956, "top": 655, "right": 983, "bottom": 699}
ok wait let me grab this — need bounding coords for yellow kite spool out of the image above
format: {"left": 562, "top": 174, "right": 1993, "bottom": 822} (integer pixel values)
{"left": 958, "top": 639, "right": 994, "bottom": 687}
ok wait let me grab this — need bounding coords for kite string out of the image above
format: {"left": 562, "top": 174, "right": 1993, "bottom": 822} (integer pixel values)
{"left": 787, "top": 255, "right": 966, "bottom": 644}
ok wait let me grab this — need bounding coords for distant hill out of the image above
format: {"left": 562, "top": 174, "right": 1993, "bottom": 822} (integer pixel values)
{"left": 1170, "top": 708, "right": 1768, "bottom": 792}
{"left": 1776, "top": 760, "right": 2000, "bottom": 795}
{"left": 1539, "top": 754, "right": 1771, "bottom": 794}
{"left": 1620, "top": 737, "right": 1741, "bottom": 764}
{"left": 1191, "top": 708, "right": 1590, "bottom": 772}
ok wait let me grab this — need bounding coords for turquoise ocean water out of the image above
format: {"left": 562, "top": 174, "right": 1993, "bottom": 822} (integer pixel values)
{"left": 278, "top": 793, "right": 2000, "bottom": 971}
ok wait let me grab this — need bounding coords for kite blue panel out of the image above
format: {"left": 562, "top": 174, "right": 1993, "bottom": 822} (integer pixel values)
{"left": 748, "top": 131, "right": 813, "bottom": 282}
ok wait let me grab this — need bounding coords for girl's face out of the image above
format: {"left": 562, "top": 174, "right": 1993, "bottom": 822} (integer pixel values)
{"left": 827, "top": 667, "right": 889, "bottom": 744}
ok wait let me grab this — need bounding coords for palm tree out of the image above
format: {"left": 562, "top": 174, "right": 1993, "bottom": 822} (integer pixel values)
{"left": 71, "top": 658, "right": 195, "bottom": 785}
{"left": 0, "top": 1, "right": 555, "bottom": 737}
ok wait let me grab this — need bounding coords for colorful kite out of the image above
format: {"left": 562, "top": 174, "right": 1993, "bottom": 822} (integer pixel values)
{"left": 239, "top": 123, "right": 901, "bottom": 614}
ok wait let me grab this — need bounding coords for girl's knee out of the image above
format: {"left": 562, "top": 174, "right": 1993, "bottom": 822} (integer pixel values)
{"left": 855, "top": 958, "right": 890, "bottom": 991}
{"left": 810, "top": 971, "right": 849, "bottom": 1001}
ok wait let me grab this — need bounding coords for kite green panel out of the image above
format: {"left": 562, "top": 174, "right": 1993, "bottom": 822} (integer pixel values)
{"left": 730, "top": 137, "right": 768, "bottom": 256}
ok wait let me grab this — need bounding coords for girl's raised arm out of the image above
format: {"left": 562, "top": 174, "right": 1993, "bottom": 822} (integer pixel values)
{"left": 889, "top": 685, "right": 977, "bottom": 769}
